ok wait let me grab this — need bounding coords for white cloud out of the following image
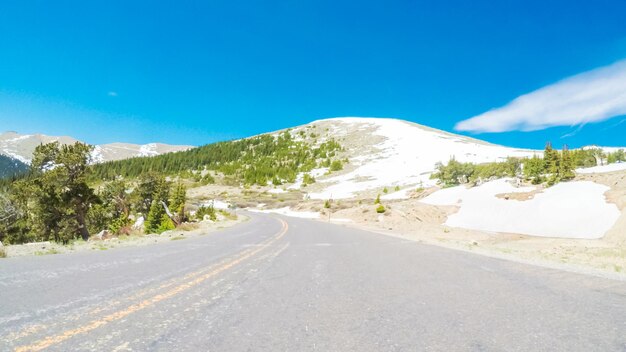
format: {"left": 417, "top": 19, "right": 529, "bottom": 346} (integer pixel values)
{"left": 455, "top": 59, "right": 626, "bottom": 133}
{"left": 107, "top": 91, "right": 118, "bottom": 97}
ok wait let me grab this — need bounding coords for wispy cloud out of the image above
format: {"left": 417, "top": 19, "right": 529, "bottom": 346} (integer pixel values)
{"left": 107, "top": 91, "right": 118, "bottom": 97}
{"left": 455, "top": 59, "right": 626, "bottom": 133}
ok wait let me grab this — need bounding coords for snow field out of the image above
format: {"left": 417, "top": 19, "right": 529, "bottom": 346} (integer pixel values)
{"left": 420, "top": 179, "right": 620, "bottom": 239}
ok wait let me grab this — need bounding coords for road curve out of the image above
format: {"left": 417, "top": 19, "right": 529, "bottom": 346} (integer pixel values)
{"left": 1, "top": 212, "right": 625, "bottom": 351}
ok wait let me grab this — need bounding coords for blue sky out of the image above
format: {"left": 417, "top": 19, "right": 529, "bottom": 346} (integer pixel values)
{"left": 1, "top": 0, "right": 625, "bottom": 149}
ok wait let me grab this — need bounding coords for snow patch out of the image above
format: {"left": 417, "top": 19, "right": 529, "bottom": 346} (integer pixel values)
{"left": 138, "top": 143, "right": 159, "bottom": 157}
{"left": 248, "top": 207, "right": 320, "bottom": 219}
{"left": 420, "top": 179, "right": 620, "bottom": 239}
{"left": 576, "top": 162, "right": 626, "bottom": 174}
{"left": 201, "top": 200, "right": 231, "bottom": 210}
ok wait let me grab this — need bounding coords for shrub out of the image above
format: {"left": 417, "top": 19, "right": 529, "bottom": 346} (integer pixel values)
{"left": 201, "top": 173, "right": 215, "bottom": 185}
{"left": 374, "top": 194, "right": 381, "bottom": 204}
{"left": 330, "top": 160, "right": 343, "bottom": 171}
{"left": 376, "top": 205, "right": 386, "bottom": 214}
{"left": 303, "top": 173, "right": 316, "bottom": 185}
{"left": 324, "top": 200, "right": 331, "bottom": 209}
{"left": 196, "top": 205, "right": 217, "bottom": 221}
{"left": 156, "top": 215, "right": 176, "bottom": 234}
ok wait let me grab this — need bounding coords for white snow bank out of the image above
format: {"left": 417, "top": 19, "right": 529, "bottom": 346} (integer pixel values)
{"left": 420, "top": 179, "right": 619, "bottom": 239}
{"left": 308, "top": 118, "right": 537, "bottom": 199}
{"left": 576, "top": 163, "right": 626, "bottom": 174}
{"left": 138, "top": 143, "right": 159, "bottom": 156}
{"left": 248, "top": 207, "right": 320, "bottom": 219}
{"left": 201, "top": 200, "right": 231, "bottom": 210}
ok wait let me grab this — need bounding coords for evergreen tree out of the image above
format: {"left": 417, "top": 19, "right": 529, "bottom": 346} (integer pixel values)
{"left": 24, "top": 142, "right": 98, "bottom": 242}
{"left": 543, "top": 142, "right": 559, "bottom": 173}
{"left": 559, "top": 145, "right": 575, "bottom": 180}
{"left": 169, "top": 183, "right": 187, "bottom": 224}
{"left": 144, "top": 177, "right": 172, "bottom": 234}
{"left": 523, "top": 156, "right": 544, "bottom": 184}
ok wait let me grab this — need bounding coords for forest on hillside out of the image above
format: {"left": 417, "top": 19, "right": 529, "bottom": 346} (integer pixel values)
{"left": 91, "top": 131, "right": 344, "bottom": 186}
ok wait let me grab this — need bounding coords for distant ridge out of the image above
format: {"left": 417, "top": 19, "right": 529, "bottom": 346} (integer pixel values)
{"left": 0, "top": 131, "right": 193, "bottom": 164}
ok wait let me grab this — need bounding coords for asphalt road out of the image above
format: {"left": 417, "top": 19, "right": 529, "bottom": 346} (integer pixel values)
{"left": 1, "top": 213, "right": 625, "bottom": 351}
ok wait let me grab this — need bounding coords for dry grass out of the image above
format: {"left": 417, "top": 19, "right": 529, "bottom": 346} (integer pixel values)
{"left": 176, "top": 222, "right": 200, "bottom": 231}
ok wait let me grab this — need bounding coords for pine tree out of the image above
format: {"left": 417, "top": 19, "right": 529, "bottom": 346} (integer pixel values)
{"left": 559, "top": 145, "right": 575, "bottom": 181}
{"left": 543, "top": 142, "right": 559, "bottom": 172}
{"left": 523, "top": 155, "right": 544, "bottom": 184}
{"left": 169, "top": 183, "right": 187, "bottom": 224}
{"left": 543, "top": 142, "right": 560, "bottom": 185}
{"left": 144, "top": 178, "right": 171, "bottom": 234}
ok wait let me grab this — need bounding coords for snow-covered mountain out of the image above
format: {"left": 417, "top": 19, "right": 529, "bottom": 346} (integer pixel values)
{"left": 0, "top": 154, "right": 29, "bottom": 178}
{"left": 290, "top": 117, "right": 540, "bottom": 199}
{"left": 0, "top": 131, "right": 193, "bottom": 164}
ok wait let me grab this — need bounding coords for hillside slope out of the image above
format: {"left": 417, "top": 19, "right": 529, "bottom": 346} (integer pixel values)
{"left": 0, "top": 131, "right": 193, "bottom": 164}
{"left": 295, "top": 118, "right": 540, "bottom": 199}
{"left": 0, "top": 154, "right": 29, "bottom": 179}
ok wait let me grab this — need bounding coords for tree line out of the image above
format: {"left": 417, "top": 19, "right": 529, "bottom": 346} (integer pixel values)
{"left": 432, "top": 144, "right": 625, "bottom": 187}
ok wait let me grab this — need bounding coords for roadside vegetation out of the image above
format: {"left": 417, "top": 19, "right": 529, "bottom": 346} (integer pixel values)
{"left": 431, "top": 143, "right": 625, "bottom": 187}
{"left": 0, "top": 130, "right": 347, "bottom": 247}
{"left": 0, "top": 142, "right": 191, "bottom": 245}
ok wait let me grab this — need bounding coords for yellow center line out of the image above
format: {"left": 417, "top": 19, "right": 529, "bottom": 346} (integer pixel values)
{"left": 15, "top": 218, "right": 289, "bottom": 352}
{"left": 5, "top": 227, "right": 274, "bottom": 343}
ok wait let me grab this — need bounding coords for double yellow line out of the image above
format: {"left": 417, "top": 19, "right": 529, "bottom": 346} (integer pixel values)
{"left": 15, "top": 218, "right": 289, "bottom": 352}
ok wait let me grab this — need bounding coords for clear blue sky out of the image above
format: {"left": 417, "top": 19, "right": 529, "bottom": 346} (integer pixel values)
{"left": 1, "top": 0, "right": 625, "bottom": 149}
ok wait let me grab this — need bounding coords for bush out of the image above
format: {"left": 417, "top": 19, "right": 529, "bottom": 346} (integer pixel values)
{"left": 376, "top": 205, "right": 386, "bottom": 214}
{"left": 330, "top": 160, "right": 343, "bottom": 171}
{"left": 201, "top": 173, "right": 215, "bottom": 185}
{"left": 374, "top": 194, "right": 381, "bottom": 204}
{"left": 156, "top": 215, "right": 176, "bottom": 233}
{"left": 303, "top": 173, "right": 316, "bottom": 185}
{"left": 324, "top": 200, "right": 331, "bottom": 209}
{"left": 196, "top": 205, "right": 217, "bottom": 221}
